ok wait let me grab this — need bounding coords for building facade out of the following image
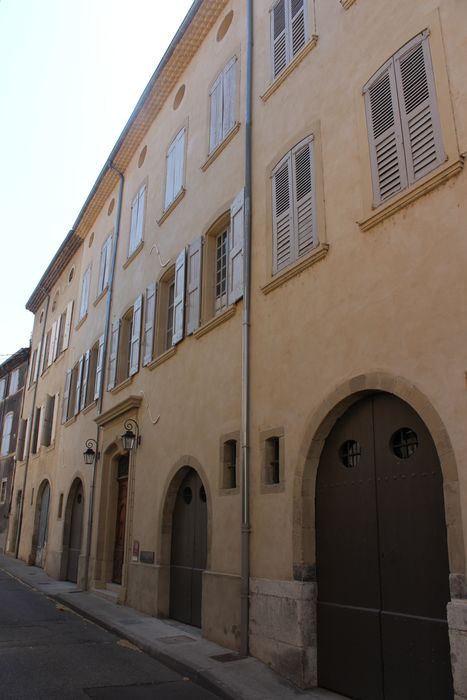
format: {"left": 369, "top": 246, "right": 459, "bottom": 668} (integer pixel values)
{"left": 9, "top": 1, "right": 467, "bottom": 698}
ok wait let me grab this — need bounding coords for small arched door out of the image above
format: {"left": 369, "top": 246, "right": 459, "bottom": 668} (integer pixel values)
{"left": 35, "top": 482, "right": 50, "bottom": 568}
{"left": 170, "top": 469, "right": 207, "bottom": 627}
{"left": 316, "top": 393, "right": 453, "bottom": 700}
{"left": 66, "top": 481, "right": 84, "bottom": 583}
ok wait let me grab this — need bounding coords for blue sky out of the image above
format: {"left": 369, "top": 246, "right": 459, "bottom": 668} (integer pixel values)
{"left": 0, "top": 0, "right": 193, "bottom": 359}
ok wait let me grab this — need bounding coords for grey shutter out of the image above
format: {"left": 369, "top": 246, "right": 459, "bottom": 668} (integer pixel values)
{"left": 209, "top": 73, "right": 223, "bottom": 152}
{"left": 129, "top": 194, "right": 139, "bottom": 253}
{"left": 129, "top": 295, "right": 143, "bottom": 376}
{"left": 174, "top": 128, "right": 186, "bottom": 199}
{"left": 80, "top": 349, "right": 90, "bottom": 411}
{"left": 33, "top": 341, "right": 41, "bottom": 383}
{"left": 24, "top": 416, "right": 32, "bottom": 460}
{"left": 41, "top": 394, "right": 55, "bottom": 447}
{"left": 52, "top": 316, "right": 61, "bottom": 360}
{"left": 272, "top": 153, "right": 293, "bottom": 272}
{"left": 290, "top": 0, "right": 306, "bottom": 58}
{"left": 394, "top": 32, "right": 445, "bottom": 184}
{"left": 41, "top": 331, "right": 50, "bottom": 374}
{"left": 16, "top": 419, "right": 27, "bottom": 461}
{"left": 74, "top": 356, "right": 84, "bottom": 416}
{"left": 62, "top": 300, "right": 74, "bottom": 351}
{"left": 143, "top": 283, "right": 157, "bottom": 366}
{"left": 292, "top": 137, "right": 317, "bottom": 259}
{"left": 228, "top": 190, "right": 244, "bottom": 304}
{"left": 364, "top": 60, "right": 407, "bottom": 206}
{"left": 172, "top": 249, "right": 186, "bottom": 345}
{"left": 165, "top": 138, "right": 176, "bottom": 208}
{"left": 223, "top": 57, "right": 237, "bottom": 138}
{"left": 136, "top": 186, "right": 146, "bottom": 244}
{"left": 272, "top": 0, "right": 288, "bottom": 78}
{"left": 94, "top": 334, "right": 105, "bottom": 400}
{"left": 107, "top": 319, "right": 120, "bottom": 390}
{"left": 27, "top": 350, "right": 35, "bottom": 387}
{"left": 62, "top": 369, "right": 72, "bottom": 423}
{"left": 186, "top": 237, "right": 203, "bottom": 335}
{"left": 48, "top": 321, "right": 57, "bottom": 366}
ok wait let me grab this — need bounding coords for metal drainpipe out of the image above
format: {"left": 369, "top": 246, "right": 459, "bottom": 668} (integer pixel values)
{"left": 15, "top": 291, "right": 50, "bottom": 559}
{"left": 82, "top": 163, "right": 124, "bottom": 590}
{"left": 240, "top": 0, "right": 253, "bottom": 659}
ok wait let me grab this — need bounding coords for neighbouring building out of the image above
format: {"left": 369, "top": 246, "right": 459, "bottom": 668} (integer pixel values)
{"left": 8, "top": 1, "right": 467, "bottom": 698}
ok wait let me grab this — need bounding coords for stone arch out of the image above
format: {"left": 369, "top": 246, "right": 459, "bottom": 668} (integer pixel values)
{"left": 60, "top": 475, "right": 85, "bottom": 581}
{"left": 292, "top": 372, "right": 466, "bottom": 587}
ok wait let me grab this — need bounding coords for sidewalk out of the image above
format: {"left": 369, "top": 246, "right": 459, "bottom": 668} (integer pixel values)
{"left": 0, "top": 554, "right": 346, "bottom": 700}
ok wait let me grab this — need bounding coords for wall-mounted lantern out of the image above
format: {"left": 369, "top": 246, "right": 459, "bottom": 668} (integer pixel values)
{"left": 121, "top": 419, "right": 141, "bottom": 451}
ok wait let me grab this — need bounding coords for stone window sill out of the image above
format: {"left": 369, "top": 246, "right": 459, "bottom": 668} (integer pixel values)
{"left": 82, "top": 400, "right": 97, "bottom": 415}
{"left": 260, "top": 481, "right": 286, "bottom": 495}
{"left": 123, "top": 240, "right": 144, "bottom": 269}
{"left": 201, "top": 123, "right": 241, "bottom": 172}
{"left": 63, "top": 415, "right": 77, "bottom": 428}
{"left": 340, "top": 0, "right": 356, "bottom": 8}
{"left": 194, "top": 305, "right": 237, "bottom": 339}
{"left": 94, "top": 287, "right": 108, "bottom": 307}
{"left": 157, "top": 188, "right": 186, "bottom": 226}
{"left": 109, "top": 375, "right": 133, "bottom": 395}
{"left": 358, "top": 158, "right": 464, "bottom": 232}
{"left": 261, "top": 36, "right": 319, "bottom": 102}
{"left": 147, "top": 345, "right": 177, "bottom": 370}
{"left": 261, "top": 243, "right": 329, "bottom": 295}
{"left": 75, "top": 313, "right": 88, "bottom": 331}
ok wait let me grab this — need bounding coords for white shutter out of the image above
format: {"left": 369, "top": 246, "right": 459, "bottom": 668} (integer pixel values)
{"left": 172, "top": 249, "right": 186, "bottom": 345}
{"left": 107, "top": 320, "right": 120, "bottom": 390}
{"left": 94, "top": 334, "right": 105, "bottom": 400}
{"left": 16, "top": 418, "right": 27, "bottom": 461}
{"left": 98, "top": 239, "right": 108, "bottom": 293}
{"left": 272, "top": 0, "right": 288, "bottom": 78}
{"left": 186, "top": 237, "right": 203, "bottom": 335}
{"left": 165, "top": 139, "right": 176, "bottom": 208}
{"left": 80, "top": 267, "right": 91, "bottom": 319}
{"left": 33, "top": 341, "right": 41, "bottom": 383}
{"left": 52, "top": 316, "right": 61, "bottom": 361}
{"left": 80, "top": 349, "right": 90, "bottom": 411}
{"left": 27, "top": 350, "right": 35, "bottom": 387}
{"left": 48, "top": 322, "right": 57, "bottom": 366}
{"left": 62, "top": 369, "right": 72, "bottom": 423}
{"left": 24, "top": 416, "right": 32, "bottom": 460}
{"left": 174, "top": 128, "right": 186, "bottom": 200}
{"left": 394, "top": 32, "right": 445, "bottom": 185}
{"left": 228, "top": 190, "right": 244, "bottom": 304}
{"left": 51, "top": 392, "right": 60, "bottom": 444}
{"left": 62, "top": 300, "right": 74, "bottom": 351}
{"left": 272, "top": 153, "right": 293, "bottom": 272}
{"left": 1, "top": 413, "right": 13, "bottom": 455}
{"left": 290, "top": 0, "right": 306, "bottom": 59}
{"left": 74, "top": 355, "right": 84, "bottom": 415}
{"left": 364, "top": 60, "right": 407, "bottom": 206}
{"left": 223, "top": 56, "right": 237, "bottom": 138}
{"left": 0, "top": 379, "right": 5, "bottom": 401}
{"left": 135, "top": 186, "right": 146, "bottom": 245}
{"left": 104, "top": 235, "right": 112, "bottom": 288}
{"left": 129, "top": 295, "right": 143, "bottom": 377}
{"left": 143, "top": 283, "right": 157, "bottom": 366}
{"left": 292, "top": 137, "right": 317, "bottom": 259}
{"left": 41, "top": 332, "right": 50, "bottom": 374}
{"left": 209, "top": 73, "right": 223, "bottom": 153}
{"left": 40, "top": 395, "right": 55, "bottom": 447}
{"left": 129, "top": 194, "right": 139, "bottom": 254}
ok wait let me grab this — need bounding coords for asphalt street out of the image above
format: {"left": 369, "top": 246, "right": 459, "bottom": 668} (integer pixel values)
{"left": 0, "top": 569, "right": 221, "bottom": 699}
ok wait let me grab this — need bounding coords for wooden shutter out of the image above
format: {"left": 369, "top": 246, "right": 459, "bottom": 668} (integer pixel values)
{"left": 394, "top": 32, "right": 445, "bottom": 184}
{"left": 107, "top": 319, "right": 120, "bottom": 390}
{"left": 136, "top": 186, "right": 146, "bottom": 245}
{"left": 16, "top": 418, "right": 27, "bottom": 461}
{"left": 0, "top": 379, "right": 5, "bottom": 401}
{"left": 41, "top": 332, "right": 50, "bottom": 374}
{"left": 94, "top": 334, "right": 105, "bottom": 400}
{"left": 62, "top": 369, "right": 72, "bottom": 423}
{"left": 48, "top": 322, "right": 56, "bottom": 366}
{"left": 143, "top": 283, "right": 157, "bottom": 366}
{"left": 41, "top": 394, "right": 55, "bottom": 447}
{"left": 80, "top": 267, "right": 90, "bottom": 319}
{"left": 174, "top": 128, "right": 186, "bottom": 200}
{"left": 228, "top": 190, "right": 244, "bottom": 304}
{"left": 172, "top": 249, "right": 186, "bottom": 345}
{"left": 292, "top": 137, "right": 317, "bottom": 259}
{"left": 129, "top": 194, "right": 139, "bottom": 253}
{"left": 98, "top": 238, "right": 109, "bottom": 293}
{"left": 272, "top": 153, "right": 293, "bottom": 272}
{"left": 52, "top": 316, "right": 61, "bottom": 361}
{"left": 272, "top": 0, "right": 288, "bottom": 78}
{"left": 129, "top": 295, "right": 143, "bottom": 377}
{"left": 223, "top": 56, "right": 237, "bottom": 138}
{"left": 74, "top": 355, "right": 84, "bottom": 415}
{"left": 33, "top": 341, "right": 41, "bottom": 383}
{"left": 27, "top": 349, "right": 35, "bottom": 387}
{"left": 186, "top": 237, "right": 203, "bottom": 335}
{"left": 364, "top": 60, "right": 407, "bottom": 206}
{"left": 290, "top": 0, "right": 306, "bottom": 58}
{"left": 80, "top": 349, "right": 90, "bottom": 411}
{"left": 62, "top": 300, "right": 74, "bottom": 351}
{"left": 209, "top": 73, "right": 223, "bottom": 153}
{"left": 51, "top": 392, "right": 60, "bottom": 444}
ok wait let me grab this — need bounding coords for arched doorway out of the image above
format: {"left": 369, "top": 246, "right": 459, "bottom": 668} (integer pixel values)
{"left": 170, "top": 468, "right": 207, "bottom": 627}
{"left": 112, "top": 454, "right": 129, "bottom": 585}
{"left": 315, "top": 393, "right": 453, "bottom": 699}
{"left": 64, "top": 479, "right": 84, "bottom": 583}
{"left": 35, "top": 481, "right": 50, "bottom": 568}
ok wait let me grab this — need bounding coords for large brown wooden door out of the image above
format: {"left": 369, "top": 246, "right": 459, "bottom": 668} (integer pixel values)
{"left": 112, "top": 455, "right": 129, "bottom": 585}
{"left": 170, "top": 469, "right": 207, "bottom": 627}
{"left": 316, "top": 393, "right": 452, "bottom": 700}
{"left": 66, "top": 481, "right": 84, "bottom": 583}
{"left": 35, "top": 482, "right": 50, "bottom": 568}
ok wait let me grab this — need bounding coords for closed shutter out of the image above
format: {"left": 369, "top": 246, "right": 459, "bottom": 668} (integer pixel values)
{"left": 41, "top": 332, "right": 50, "bottom": 374}
{"left": 80, "top": 349, "right": 90, "bottom": 411}
{"left": 16, "top": 418, "right": 27, "bottom": 461}
{"left": 228, "top": 189, "right": 244, "bottom": 304}
{"left": 27, "top": 350, "right": 35, "bottom": 387}
{"left": 209, "top": 73, "right": 223, "bottom": 153}
{"left": 272, "top": 0, "right": 288, "bottom": 78}
{"left": 364, "top": 60, "right": 407, "bottom": 206}
{"left": 62, "top": 369, "right": 72, "bottom": 423}
{"left": 107, "top": 319, "right": 120, "bottom": 390}
{"left": 290, "top": 0, "right": 306, "bottom": 58}
{"left": 0, "top": 379, "right": 5, "bottom": 401}
{"left": 165, "top": 139, "right": 176, "bottom": 208}
{"left": 136, "top": 185, "right": 146, "bottom": 244}
{"left": 80, "top": 267, "right": 91, "bottom": 319}
{"left": 74, "top": 355, "right": 84, "bottom": 415}
{"left": 174, "top": 128, "right": 186, "bottom": 201}
{"left": 129, "top": 195, "right": 139, "bottom": 253}
{"left": 172, "top": 249, "right": 186, "bottom": 345}
{"left": 33, "top": 341, "right": 41, "bottom": 383}
{"left": 186, "top": 237, "right": 203, "bottom": 335}
{"left": 94, "top": 334, "right": 105, "bottom": 400}
{"left": 52, "top": 316, "right": 61, "bottom": 361}
{"left": 41, "top": 394, "right": 55, "bottom": 447}
{"left": 272, "top": 153, "right": 293, "bottom": 272}
{"left": 143, "top": 283, "right": 157, "bottom": 366}
{"left": 292, "top": 137, "right": 317, "bottom": 259}
{"left": 394, "top": 32, "right": 445, "bottom": 185}
{"left": 223, "top": 56, "right": 237, "bottom": 139}
{"left": 51, "top": 392, "right": 60, "bottom": 444}
{"left": 62, "top": 300, "right": 74, "bottom": 351}
{"left": 129, "top": 295, "right": 143, "bottom": 377}
{"left": 48, "top": 321, "right": 57, "bottom": 366}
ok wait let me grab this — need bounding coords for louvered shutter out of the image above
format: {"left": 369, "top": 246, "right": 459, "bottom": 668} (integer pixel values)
{"left": 52, "top": 316, "right": 61, "bottom": 361}
{"left": 136, "top": 186, "right": 146, "bottom": 245}
{"left": 143, "top": 283, "right": 157, "bottom": 366}
{"left": 186, "top": 237, "right": 203, "bottom": 335}
{"left": 292, "top": 137, "right": 317, "bottom": 259}
{"left": 209, "top": 73, "right": 223, "bottom": 153}
{"left": 27, "top": 350, "right": 35, "bottom": 387}
{"left": 80, "top": 349, "right": 90, "bottom": 411}
{"left": 94, "top": 334, "right": 105, "bottom": 400}
{"left": 223, "top": 57, "right": 237, "bottom": 139}
{"left": 394, "top": 32, "right": 445, "bottom": 185}
{"left": 41, "top": 394, "right": 55, "bottom": 447}
{"left": 107, "top": 320, "right": 120, "bottom": 390}
{"left": 33, "top": 341, "right": 41, "bottom": 383}
{"left": 51, "top": 392, "right": 60, "bottom": 443}
{"left": 228, "top": 190, "right": 244, "bottom": 304}
{"left": 62, "top": 301, "right": 74, "bottom": 350}
{"left": 98, "top": 239, "right": 108, "bottom": 293}
{"left": 364, "top": 60, "right": 407, "bottom": 206}
{"left": 129, "top": 195, "right": 139, "bottom": 253}
{"left": 74, "top": 356, "right": 84, "bottom": 415}
{"left": 24, "top": 416, "right": 32, "bottom": 460}
{"left": 62, "top": 369, "right": 72, "bottom": 423}
{"left": 165, "top": 139, "right": 176, "bottom": 208}
{"left": 272, "top": 154, "right": 293, "bottom": 272}
{"left": 172, "top": 249, "right": 186, "bottom": 345}
{"left": 272, "top": 0, "right": 288, "bottom": 78}
{"left": 174, "top": 128, "right": 186, "bottom": 200}
{"left": 129, "top": 295, "right": 143, "bottom": 377}
{"left": 290, "top": 0, "right": 306, "bottom": 58}
{"left": 16, "top": 418, "right": 27, "bottom": 461}
{"left": 80, "top": 267, "right": 91, "bottom": 319}
{"left": 48, "top": 322, "right": 57, "bottom": 366}
{"left": 41, "top": 332, "right": 50, "bottom": 374}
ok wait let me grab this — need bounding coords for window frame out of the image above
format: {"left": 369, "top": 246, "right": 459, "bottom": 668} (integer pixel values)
{"left": 98, "top": 233, "right": 113, "bottom": 295}
{"left": 270, "top": 0, "right": 308, "bottom": 80}
{"left": 1, "top": 412, "right": 14, "bottom": 456}
{"left": 128, "top": 185, "right": 146, "bottom": 258}
{"left": 209, "top": 56, "right": 238, "bottom": 155}
{"left": 164, "top": 127, "right": 186, "bottom": 211}
{"left": 79, "top": 265, "right": 91, "bottom": 321}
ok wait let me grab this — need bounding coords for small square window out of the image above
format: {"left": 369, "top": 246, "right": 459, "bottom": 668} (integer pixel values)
{"left": 222, "top": 440, "right": 237, "bottom": 489}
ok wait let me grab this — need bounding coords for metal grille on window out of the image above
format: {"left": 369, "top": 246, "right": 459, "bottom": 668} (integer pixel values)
{"left": 215, "top": 231, "right": 228, "bottom": 312}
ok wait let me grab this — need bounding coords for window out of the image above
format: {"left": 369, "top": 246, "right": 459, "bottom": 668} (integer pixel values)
{"left": 8, "top": 369, "right": 19, "bottom": 395}
{"left": 164, "top": 128, "right": 186, "bottom": 209}
{"left": 80, "top": 339, "right": 100, "bottom": 408}
{"left": 98, "top": 234, "right": 113, "bottom": 294}
{"left": 1, "top": 412, "right": 13, "bottom": 456}
{"left": 222, "top": 440, "right": 238, "bottom": 489}
{"left": 153, "top": 267, "right": 175, "bottom": 357}
{"left": 0, "top": 479, "right": 7, "bottom": 504}
{"left": 0, "top": 378, "right": 6, "bottom": 400}
{"left": 31, "top": 407, "right": 41, "bottom": 454}
{"left": 363, "top": 31, "right": 445, "bottom": 207}
{"left": 27, "top": 348, "right": 38, "bottom": 388}
{"left": 142, "top": 283, "right": 157, "bottom": 366}
{"left": 40, "top": 394, "right": 56, "bottom": 447}
{"left": 265, "top": 436, "right": 281, "bottom": 485}
{"left": 128, "top": 186, "right": 146, "bottom": 257}
{"left": 215, "top": 231, "right": 228, "bottom": 313}
{"left": 15, "top": 419, "right": 27, "bottom": 462}
{"left": 57, "top": 301, "right": 74, "bottom": 355}
{"left": 107, "top": 297, "right": 142, "bottom": 390}
{"left": 209, "top": 56, "right": 237, "bottom": 154}
{"left": 79, "top": 266, "right": 91, "bottom": 320}
{"left": 271, "top": 0, "right": 307, "bottom": 79}
{"left": 272, "top": 136, "right": 317, "bottom": 274}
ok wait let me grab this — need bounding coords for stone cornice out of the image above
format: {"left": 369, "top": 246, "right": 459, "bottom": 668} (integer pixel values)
{"left": 95, "top": 395, "right": 142, "bottom": 427}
